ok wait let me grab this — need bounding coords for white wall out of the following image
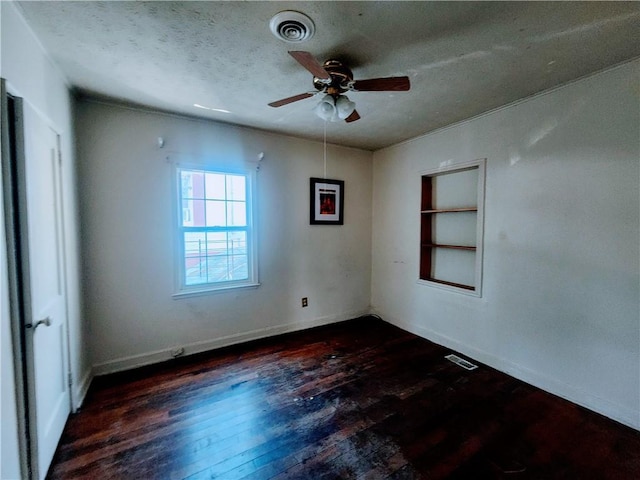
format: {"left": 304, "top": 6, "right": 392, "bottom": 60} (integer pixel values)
{"left": 372, "top": 60, "right": 640, "bottom": 429}
{"left": 75, "top": 101, "right": 373, "bottom": 373}
{"left": 1, "top": 1, "right": 87, "bottom": 478}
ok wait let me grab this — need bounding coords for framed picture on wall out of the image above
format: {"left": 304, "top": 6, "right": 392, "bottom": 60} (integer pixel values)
{"left": 310, "top": 177, "right": 344, "bottom": 225}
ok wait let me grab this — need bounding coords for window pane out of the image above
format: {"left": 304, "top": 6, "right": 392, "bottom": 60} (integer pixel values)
{"left": 184, "top": 232, "right": 207, "bottom": 285}
{"left": 204, "top": 253, "right": 248, "bottom": 282}
{"left": 206, "top": 232, "right": 226, "bottom": 254}
{"left": 197, "top": 232, "right": 249, "bottom": 282}
{"left": 182, "top": 170, "right": 204, "bottom": 199}
{"left": 184, "top": 198, "right": 205, "bottom": 226}
{"left": 228, "top": 255, "right": 248, "bottom": 280}
{"left": 205, "top": 200, "right": 226, "bottom": 227}
{"left": 182, "top": 230, "right": 250, "bottom": 285}
{"left": 227, "top": 201, "right": 246, "bottom": 226}
{"left": 228, "top": 232, "right": 248, "bottom": 280}
{"left": 204, "top": 254, "right": 226, "bottom": 283}
{"left": 205, "top": 173, "right": 225, "bottom": 200}
{"left": 185, "top": 258, "right": 208, "bottom": 286}
{"left": 228, "top": 231, "right": 247, "bottom": 254}
{"left": 184, "top": 232, "right": 206, "bottom": 255}
{"left": 226, "top": 175, "right": 246, "bottom": 201}
{"left": 181, "top": 198, "right": 193, "bottom": 226}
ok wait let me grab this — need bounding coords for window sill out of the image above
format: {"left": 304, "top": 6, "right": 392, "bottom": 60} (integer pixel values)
{"left": 416, "top": 279, "right": 481, "bottom": 297}
{"left": 173, "top": 282, "right": 260, "bottom": 299}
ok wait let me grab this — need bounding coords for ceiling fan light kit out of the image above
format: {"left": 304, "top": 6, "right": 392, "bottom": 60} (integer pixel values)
{"left": 313, "top": 95, "right": 336, "bottom": 120}
{"left": 335, "top": 95, "right": 356, "bottom": 119}
{"left": 313, "top": 94, "right": 356, "bottom": 122}
{"left": 268, "top": 51, "right": 410, "bottom": 123}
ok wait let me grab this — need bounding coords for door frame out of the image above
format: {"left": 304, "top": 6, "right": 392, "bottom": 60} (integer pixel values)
{"left": 2, "top": 78, "right": 33, "bottom": 479}
{"left": 1, "top": 78, "right": 72, "bottom": 480}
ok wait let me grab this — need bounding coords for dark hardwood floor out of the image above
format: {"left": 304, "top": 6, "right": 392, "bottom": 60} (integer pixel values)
{"left": 47, "top": 316, "right": 640, "bottom": 479}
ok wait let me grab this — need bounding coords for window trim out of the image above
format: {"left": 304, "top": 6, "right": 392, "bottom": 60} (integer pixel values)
{"left": 172, "top": 163, "right": 259, "bottom": 298}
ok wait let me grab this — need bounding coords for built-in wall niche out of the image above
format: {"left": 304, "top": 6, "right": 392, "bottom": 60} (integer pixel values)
{"left": 419, "top": 159, "right": 485, "bottom": 295}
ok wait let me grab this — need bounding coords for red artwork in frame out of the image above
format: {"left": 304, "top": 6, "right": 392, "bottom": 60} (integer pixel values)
{"left": 310, "top": 178, "right": 344, "bottom": 225}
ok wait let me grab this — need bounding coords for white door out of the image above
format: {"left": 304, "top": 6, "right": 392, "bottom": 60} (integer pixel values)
{"left": 22, "top": 102, "right": 70, "bottom": 479}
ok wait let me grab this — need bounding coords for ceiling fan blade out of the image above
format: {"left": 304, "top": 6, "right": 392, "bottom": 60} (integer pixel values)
{"left": 268, "top": 92, "right": 314, "bottom": 108}
{"left": 288, "top": 51, "right": 331, "bottom": 80}
{"left": 352, "top": 76, "right": 410, "bottom": 91}
{"left": 345, "top": 110, "right": 361, "bottom": 123}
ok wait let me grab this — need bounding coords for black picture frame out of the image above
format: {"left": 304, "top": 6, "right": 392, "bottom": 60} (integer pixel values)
{"left": 310, "top": 177, "right": 344, "bottom": 225}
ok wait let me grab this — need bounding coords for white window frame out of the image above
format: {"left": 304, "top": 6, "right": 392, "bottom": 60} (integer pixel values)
{"left": 173, "top": 163, "right": 259, "bottom": 298}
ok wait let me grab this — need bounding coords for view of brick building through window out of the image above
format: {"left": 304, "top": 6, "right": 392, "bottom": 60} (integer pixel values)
{"left": 179, "top": 169, "right": 249, "bottom": 287}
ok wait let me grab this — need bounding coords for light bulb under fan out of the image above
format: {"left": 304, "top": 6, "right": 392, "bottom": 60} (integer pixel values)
{"left": 313, "top": 94, "right": 356, "bottom": 122}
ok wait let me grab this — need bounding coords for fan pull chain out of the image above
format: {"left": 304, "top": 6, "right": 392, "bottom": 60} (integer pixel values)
{"left": 323, "top": 119, "right": 327, "bottom": 179}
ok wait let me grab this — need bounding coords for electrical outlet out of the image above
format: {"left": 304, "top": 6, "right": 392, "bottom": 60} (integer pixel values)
{"left": 301, "top": 297, "right": 308, "bottom": 307}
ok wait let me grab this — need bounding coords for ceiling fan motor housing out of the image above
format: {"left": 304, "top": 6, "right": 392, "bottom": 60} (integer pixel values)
{"left": 313, "top": 60, "right": 354, "bottom": 94}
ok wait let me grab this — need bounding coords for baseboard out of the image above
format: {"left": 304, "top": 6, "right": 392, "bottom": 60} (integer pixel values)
{"left": 73, "top": 368, "right": 93, "bottom": 412}
{"left": 92, "top": 309, "right": 369, "bottom": 377}
{"left": 379, "top": 312, "right": 640, "bottom": 431}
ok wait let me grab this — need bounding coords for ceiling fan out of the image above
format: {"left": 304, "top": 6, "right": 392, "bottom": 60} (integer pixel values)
{"left": 268, "top": 51, "right": 410, "bottom": 123}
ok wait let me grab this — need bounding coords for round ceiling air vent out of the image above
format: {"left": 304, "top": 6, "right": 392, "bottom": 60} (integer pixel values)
{"left": 269, "top": 11, "right": 315, "bottom": 43}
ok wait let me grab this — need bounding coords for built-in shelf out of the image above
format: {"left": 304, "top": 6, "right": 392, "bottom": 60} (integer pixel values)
{"left": 419, "top": 160, "right": 485, "bottom": 295}
{"left": 421, "top": 207, "right": 478, "bottom": 214}
{"left": 422, "top": 278, "right": 476, "bottom": 291}
{"left": 421, "top": 244, "right": 476, "bottom": 251}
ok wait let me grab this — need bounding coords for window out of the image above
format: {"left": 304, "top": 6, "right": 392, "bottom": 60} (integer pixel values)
{"left": 176, "top": 166, "right": 258, "bottom": 295}
{"left": 419, "top": 159, "right": 485, "bottom": 295}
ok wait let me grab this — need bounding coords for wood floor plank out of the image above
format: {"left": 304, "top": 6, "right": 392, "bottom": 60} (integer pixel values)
{"left": 46, "top": 316, "right": 640, "bottom": 479}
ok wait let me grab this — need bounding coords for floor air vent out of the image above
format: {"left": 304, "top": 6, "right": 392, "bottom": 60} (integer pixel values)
{"left": 445, "top": 354, "right": 478, "bottom": 371}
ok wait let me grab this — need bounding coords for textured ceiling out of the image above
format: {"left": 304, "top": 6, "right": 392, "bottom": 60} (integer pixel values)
{"left": 16, "top": 1, "right": 640, "bottom": 151}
